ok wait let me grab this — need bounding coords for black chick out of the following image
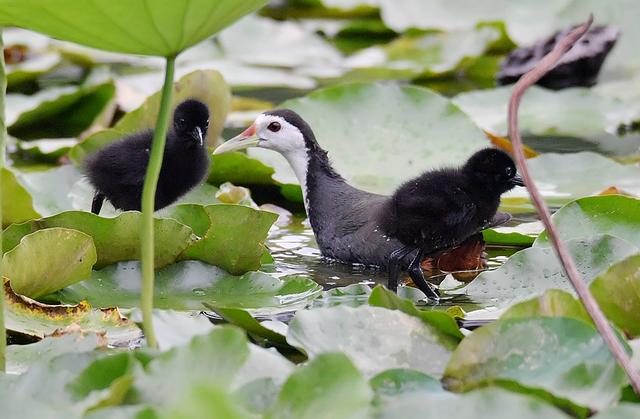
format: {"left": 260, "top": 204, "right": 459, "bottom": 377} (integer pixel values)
{"left": 381, "top": 148, "right": 524, "bottom": 300}
{"left": 85, "top": 99, "right": 210, "bottom": 214}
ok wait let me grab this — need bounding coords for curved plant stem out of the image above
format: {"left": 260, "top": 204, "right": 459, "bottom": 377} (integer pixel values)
{"left": 140, "top": 55, "right": 176, "bottom": 349}
{"left": 0, "top": 31, "right": 6, "bottom": 372}
{"left": 507, "top": 15, "right": 640, "bottom": 395}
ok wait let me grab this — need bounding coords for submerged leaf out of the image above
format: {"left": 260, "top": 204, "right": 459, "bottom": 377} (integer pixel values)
{"left": 4, "top": 227, "right": 97, "bottom": 298}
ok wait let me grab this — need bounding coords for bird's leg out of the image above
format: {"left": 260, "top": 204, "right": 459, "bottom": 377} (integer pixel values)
{"left": 387, "top": 245, "right": 415, "bottom": 293}
{"left": 91, "top": 192, "right": 105, "bottom": 215}
{"left": 407, "top": 249, "right": 440, "bottom": 302}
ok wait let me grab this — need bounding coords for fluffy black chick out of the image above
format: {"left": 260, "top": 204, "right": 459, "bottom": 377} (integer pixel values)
{"left": 85, "top": 99, "right": 210, "bottom": 214}
{"left": 381, "top": 148, "right": 524, "bottom": 299}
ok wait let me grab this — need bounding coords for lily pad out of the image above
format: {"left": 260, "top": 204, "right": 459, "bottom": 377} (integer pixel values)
{"left": 3, "top": 211, "right": 194, "bottom": 269}
{"left": 368, "top": 285, "right": 463, "bottom": 339}
{"left": 287, "top": 305, "right": 457, "bottom": 378}
{"left": 57, "top": 260, "right": 322, "bottom": 313}
{"left": 374, "top": 386, "right": 572, "bottom": 419}
{"left": 461, "top": 235, "right": 639, "bottom": 313}
{"left": 482, "top": 221, "right": 542, "bottom": 246}
{"left": 69, "top": 70, "right": 231, "bottom": 164}
{"left": 370, "top": 369, "right": 444, "bottom": 404}
{"left": 266, "top": 353, "right": 372, "bottom": 419}
{"left": 590, "top": 254, "right": 640, "bottom": 338}
{"left": 536, "top": 195, "right": 640, "bottom": 248}
{"left": 208, "top": 152, "right": 277, "bottom": 187}
{"left": 248, "top": 82, "right": 489, "bottom": 194}
{"left": 169, "top": 204, "right": 277, "bottom": 275}
{"left": 443, "top": 317, "right": 628, "bottom": 412}
{"left": 501, "top": 289, "right": 591, "bottom": 325}
{"left": 453, "top": 84, "right": 640, "bottom": 156}
{"left": 205, "top": 305, "right": 288, "bottom": 347}
{"left": 344, "top": 26, "right": 501, "bottom": 80}
{"left": 504, "top": 153, "right": 640, "bottom": 210}
{"left": 0, "top": 0, "right": 270, "bottom": 57}
{"left": 1, "top": 167, "right": 40, "bottom": 227}
{"left": 9, "top": 82, "right": 115, "bottom": 140}
{"left": 4, "top": 228, "right": 97, "bottom": 299}
{"left": 4, "top": 281, "right": 140, "bottom": 346}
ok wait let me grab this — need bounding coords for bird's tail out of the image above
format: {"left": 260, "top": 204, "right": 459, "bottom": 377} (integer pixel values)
{"left": 91, "top": 192, "right": 105, "bottom": 215}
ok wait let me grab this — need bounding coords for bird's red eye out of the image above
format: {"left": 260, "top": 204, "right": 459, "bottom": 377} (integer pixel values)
{"left": 268, "top": 122, "right": 281, "bottom": 132}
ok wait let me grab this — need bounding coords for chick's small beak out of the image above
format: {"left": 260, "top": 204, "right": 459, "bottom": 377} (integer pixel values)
{"left": 213, "top": 124, "right": 259, "bottom": 155}
{"left": 192, "top": 126, "right": 204, "bottom": 146}
{"left": 511, "top": 174, "right": 525, "bottom": 187}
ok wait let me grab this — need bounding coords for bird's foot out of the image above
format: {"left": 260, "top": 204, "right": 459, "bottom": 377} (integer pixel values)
{"left": 407, "top": 248, "right": 440, "bottom": 302}
{"left": 387, "top": 245, "right": 415, "bottom": 293}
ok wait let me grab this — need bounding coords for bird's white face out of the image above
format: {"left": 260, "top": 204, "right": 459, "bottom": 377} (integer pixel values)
{"left": 212, "top": 113, "right": 306, "bottom": 156}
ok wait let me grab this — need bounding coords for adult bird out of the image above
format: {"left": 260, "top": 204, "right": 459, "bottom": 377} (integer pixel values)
{"left": 85, "top": 99, "right": 210, "bottom": 214}
{"left": 213, "top": 110, "right": 520, "bottom": 300}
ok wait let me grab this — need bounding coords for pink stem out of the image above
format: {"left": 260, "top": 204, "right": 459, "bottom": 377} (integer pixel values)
{"left": 507, "top": 14, "right": 640, "bottom": 396}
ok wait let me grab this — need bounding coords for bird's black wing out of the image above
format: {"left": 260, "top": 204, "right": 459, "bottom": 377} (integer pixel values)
{"left": 85, "top": 132, "right": 152, "bottom": 187}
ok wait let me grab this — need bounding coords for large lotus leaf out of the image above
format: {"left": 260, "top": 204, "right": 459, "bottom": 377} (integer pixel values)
{"left": 504, "top": 153, "right": 640, "bottom": 210}
{"left": 57, "top": 260, "right": 322, "bottom": 313}
{"left": 4, "top": 228, "right": 97, "bottom": 298}
{"left": 266, "top": 353, "right": 372, "bottom": 419}
{"left": 206, "top": 305, "right": 289, "bottom": 348}
{"left": 13, "top": 165, "right": 83, "bottom": 216}
{"left": 482, "top": 221, "right": 542, "bottom": 247}
{"left": 172, "top": 204, "right": 277, "bottom": 274}
{"left": 461, "top": 235, "right": 639, "bottom": 313}
{"left": 374, "top": 386, "right": 572, "bottom": 419}
{"left": 536, "top": 196, "right": 640, "bottom": 248}
{"left": 208, "top": 152, "right": 277, "bottom": 187}
{"left": 145, "top": 310, "right": 216, "bottom": 351}
{"left": 247, "top": 82, "right": 488, "bottom": 194}
{"left": 453, "top": 84, "right": 640, "bottom": 156}
{"left": 9, "top": 82, "right": 115, "bottom": 140}
{"left": 4, "top": 281, "right": 140, "bottom": 346}
{"left": 3, "top": 211, "right": 194, "bottom": 268}
{"left": 370, "top": 369, "right": 445, "bottom": 405}
{"left": 0, "top": 0, "right": 269, "bottom": 57}
{"left": 344, "top": 26, "right": 501, "bottom": 80}
{"left": 132, "top": 327, "right": 250, "bottom": 406}
{"left": 443, "top": 317, "right": 628, "bottom": 412}
{"left": 287, "top": 305, "right": 458, "bottom": 378}
{"left": 1, "top": 167, "right": 40, "bottom": 227}
{"left": 590, "top": 254, "right": 640, "bottom": 338}
{"left": 162, "top": 384, "right": 253, "bottom": 419}
{"left": 69, "top": 70, "right": 231, "bottom": 164}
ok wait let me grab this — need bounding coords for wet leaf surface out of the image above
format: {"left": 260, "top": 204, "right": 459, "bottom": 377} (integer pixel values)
{"left": 443, "top": 317, "right": 628, "bottom": 412}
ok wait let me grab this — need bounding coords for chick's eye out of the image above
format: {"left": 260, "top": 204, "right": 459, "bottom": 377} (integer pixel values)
{"left": 267, "top": 122, "right": 281, "bottom": 132}
{"left": 505, "top": 166, "right": 514, "bottom": 177}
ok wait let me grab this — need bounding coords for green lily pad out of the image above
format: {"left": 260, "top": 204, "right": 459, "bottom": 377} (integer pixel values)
{"left": 57, "top": 260, "right": 322, "bottom": 313}
{"left": 287, "top": 305, "right": 458, "bottom": 378}
{"left": 482, "top": 221, "right": 542, "bottom": 247}
{"left": 505, "top": 153, "right": 640, "bottom": 209}
{"left": 374, "top": 386, "right": 572, "bottom": 419}
{"left": 4, "top": 281, "right": 141, "bottom": 346}
{"left": 461, "top": 235, "right": 639, "bottom": 312}
{"left": 144, "top": 310, "right": 216, "bottom": 351}
{"left": 171, "top": 204, "right": 277, "bottom": 275}
{"left": 205, "top": 305, "right": 288, "bottom": 347}
{"left": 3, "top": 211, "right": 194, "bottom": 269}
{"left": 266, "top": 353, "right": 372, "bottom": 419}
{"left": 443, "top": 317, "right": 628, "bottom": 412}
{"left": 1, "top": 167, "right": 40, "bottom": 227}
{"left": 344, "top": 26, "right": 501, "bottom": 80}
{"left": 0, "top": 0, "right": 270, "bottom": 57}
{"left": 4, "top": 28, "right": 61, "bottom": 89}
{"left": 69, "top": 70, "right": 231, "bottom": 164}
{"left": 590, "top": 254, "right": 640, "bottom": 338}
{"left": 368, "top": 285, "right": 463, "bottom": 339}
{"left": 6, "top": 332, "right": 103, "bottom": 375}
{"left": 536, "top": 196, "right": 640, "bottom": 248}
{"left": 15, "top": 138, "right": 77, "bottom": 162}
{"left": 370, "top": 369, "right": 444, "bottom": 405}
{"left": 14, "top": 165, "right": 83, "bottom": 216}
{"left": 453, "top": 84, "right": 640, "bottom": 156}
{"left": 132, "top": 327, "right": 249, "bottom": 406}
{"left": 501, "top": 289, "right": 591, "bottom": 325}
{"left": 4, "top": 227, "right": 97, "bottom": 299}
{"left": 248, "top": 82, "right": 488, "bottom": 194}
{"left": 594, "top": 403, "right": 640, "bottom": 419}
{"left": 208, "top": 152, "right": 277, "bottom": 186}
{"left": 9, "top": 82, "right": 115, "bottom": 140}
